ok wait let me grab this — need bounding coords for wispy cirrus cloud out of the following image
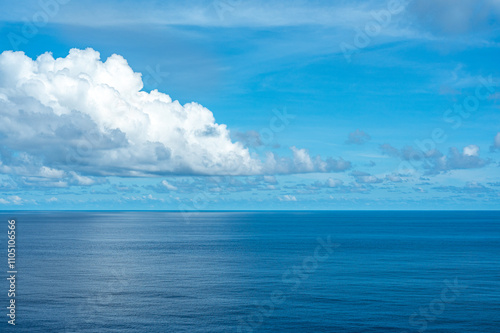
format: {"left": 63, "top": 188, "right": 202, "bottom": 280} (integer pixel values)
{"left": 0, "top": 0, "right": 377, "bottom": 28}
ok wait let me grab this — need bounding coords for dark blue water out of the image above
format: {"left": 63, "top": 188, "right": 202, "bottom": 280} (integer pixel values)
{"left": 0, "top": 211, "right": 499, "bottom": 332}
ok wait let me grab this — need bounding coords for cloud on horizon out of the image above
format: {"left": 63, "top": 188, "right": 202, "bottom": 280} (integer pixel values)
{"left": 379, "top": 143, "right": 490, "bottom": 175}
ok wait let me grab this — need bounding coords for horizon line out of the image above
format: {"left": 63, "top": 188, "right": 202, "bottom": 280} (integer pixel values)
{"left": 1, "top": 209, "right": 499, "bottom": 212}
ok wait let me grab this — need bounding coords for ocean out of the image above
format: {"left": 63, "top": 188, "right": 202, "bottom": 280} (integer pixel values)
{"left": 0, "top": 211, "right": 498, "bottom": 332}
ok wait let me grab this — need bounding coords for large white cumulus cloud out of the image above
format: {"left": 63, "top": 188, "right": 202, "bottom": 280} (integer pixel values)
{"left": 0, "top": 48, "right": 351, "bottom": 179}
{"left": 0, "top": 48, "right": 262, "bottom": 176}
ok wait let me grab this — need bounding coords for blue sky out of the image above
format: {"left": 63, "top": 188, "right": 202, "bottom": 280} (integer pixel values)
{"left": 0, "top": 0, "right": 499, "bottom": 210}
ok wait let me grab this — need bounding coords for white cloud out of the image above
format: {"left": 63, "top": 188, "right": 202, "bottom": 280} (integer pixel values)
{"left": 385, "top": 174, "right": 403, "bottom": 182}
{"left": 413, "top": 187, "right": 427, "bottom": 193}
{"left": 491, "top": 132, "right": 500, "bottom": 151}
{"left": 161, "top": 180, "right": 178, "bottom": 191}
{"left": 40, "top": 166, "right": 65, "bottom": 178}
{"left": 445, "top": 146, "right": 488, "bottom": 171}
{"left": 327, "top": 178, "right": 344, "bottom": 188}
{"left": 263, "top": 148, "right": 351, "bottom": 174}
{"left": 278, "top": 195, "right": 297, "bottom": 202}
{"left": 70, "top": 172, "right": 95, "bottom": 186}
{"left": 291, "top": 146, "right": 315, "bottom": 172}
{"left": 463, "top": 145, "right": 480, "bottom": 157}
{"left": 263, "top": 176, "right": 277, "bottom": 184}
{"left": 0, "top": 49, "right": 352, "bottom": 179}
{"left": 0, "top": 48, "right": 261, "bottom": 176}
{"left": 352, "top": 172, "right": 383, "bottom": 184}
{"left": 9, "top": 196, "right": 23, "bottom": 205}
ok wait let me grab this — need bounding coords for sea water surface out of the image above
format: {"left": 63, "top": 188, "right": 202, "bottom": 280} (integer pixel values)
{"left": 0, "top": 211, "right": 499, "bottom": 332}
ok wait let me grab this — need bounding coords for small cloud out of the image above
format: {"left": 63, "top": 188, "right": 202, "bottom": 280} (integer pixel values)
{"left": 309, "top": 178, "right": 345, "bottom": 190}
{"left": 161, "top": 180, "right": 178, "bottom": 191}
{"left": 326, "top": 178, "right": 344, "bottom": 188}
{"left": 291, "top": 147, "right": 315, "bottom": 172}
{"left": 70, "top": 172, "right": 95, "bottom": 186}
{"left": 346, "top": 129, "right": 371, "bottom": 145}
{"left": 264, "top": 147, "right": 352, "bottom": 174}
{"left": 463, "top": 144, "right": 479, "bottom": 156}
{"left": 385, "top": 174, "right": 404, "bottom": 183}
{"left": 40, "top": 167, "right": 65, "bottom": 179}
{"left": 379, "top": 143, "right": 400, "bottom": 157}
{"left": 445, "top": 146, "right": 488, "bottom": 171}
{"left": 263, "top": 176, "right": 278, "bottom": 184}
{"left": 351, "top": 171, "right": 383, "bottom": 184}
{"left": 464, "top": 182, "right": 493, "bottom": 193}
{"left": 490, "top": 132, "right": 500, "bottom": 152}
{"left": 2, "top": 196, "right": 24, "bottom": 205}
{"left": 278, "top": 195, "right": 297, "bottom": 202}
